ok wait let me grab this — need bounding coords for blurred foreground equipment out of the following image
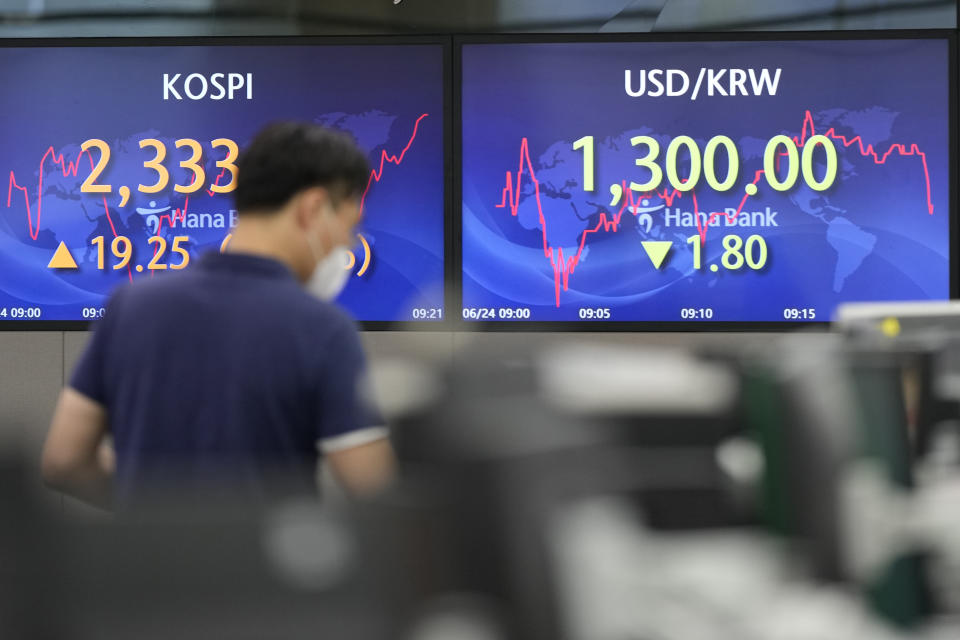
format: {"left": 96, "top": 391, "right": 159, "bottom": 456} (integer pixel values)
{"left": 7, "top": 303, "right": 960, "bottom": 639}
{"left": 371, "top": 318, "right": 960, "bottom": 640}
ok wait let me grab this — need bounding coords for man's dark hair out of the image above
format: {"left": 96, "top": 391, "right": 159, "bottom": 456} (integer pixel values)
{"left": 234, "top": 122, "right": 371, "bottom": 213}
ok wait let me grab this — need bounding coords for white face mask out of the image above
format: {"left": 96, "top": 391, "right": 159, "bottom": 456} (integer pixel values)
{"left": 307, "top": 246, "right": 350, "bottom": 301}
{"left": 305, "top": 210, "right": 351, "bottom": 302}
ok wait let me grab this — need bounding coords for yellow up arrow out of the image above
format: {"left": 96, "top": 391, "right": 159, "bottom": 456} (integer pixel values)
{"left": 641, "top": 241, "right": 672, "bottom": 270}
{"left": 48, "top": 241, "right": 78, "bottom": 270}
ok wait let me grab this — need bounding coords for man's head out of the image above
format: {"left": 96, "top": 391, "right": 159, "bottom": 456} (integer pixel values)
{"left": 234, "top": 122, "right": 371, "bottom": 281}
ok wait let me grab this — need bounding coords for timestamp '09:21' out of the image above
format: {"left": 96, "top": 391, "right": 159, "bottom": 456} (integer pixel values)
{"left": 411, "top": 308, "right": 443, "bottom": 320}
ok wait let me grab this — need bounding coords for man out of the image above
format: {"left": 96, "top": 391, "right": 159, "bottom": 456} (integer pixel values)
{"left": 41, "top": 123, "right": 396, "bottom": 510}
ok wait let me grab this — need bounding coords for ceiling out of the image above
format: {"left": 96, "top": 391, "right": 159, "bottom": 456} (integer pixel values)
{"left": 0, "top": 0, "right": 954, "bottom": 37}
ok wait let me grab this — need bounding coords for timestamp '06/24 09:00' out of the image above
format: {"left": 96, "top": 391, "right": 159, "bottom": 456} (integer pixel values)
{"left": 0, "top": 307, "right": 42, "bottom": 319}
{"left": 462, "top": 308, "right": 532, "bottom": 320}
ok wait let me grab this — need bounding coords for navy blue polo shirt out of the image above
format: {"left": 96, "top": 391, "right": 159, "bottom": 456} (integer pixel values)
{"left": 70, "top": 252, "right": 385, "bottom": 508}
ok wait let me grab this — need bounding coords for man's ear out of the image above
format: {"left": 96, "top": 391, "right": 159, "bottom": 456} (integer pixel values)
{"left": 293, "top": 186, "right": 330, "bottom": 229}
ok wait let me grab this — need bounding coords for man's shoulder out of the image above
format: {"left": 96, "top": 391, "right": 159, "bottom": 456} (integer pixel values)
{"left": 104, "top": 269, "right": 358, "bottom": 337}
{"left": 299, "top": 296, "right": 360, "bottom": 338}
{"left": 111, "top": 271, "right": 357, "bottom": 335}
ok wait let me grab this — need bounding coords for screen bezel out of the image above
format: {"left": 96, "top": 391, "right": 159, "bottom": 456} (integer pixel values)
{"left": 453, "top": 30, "right": 958, "bottom": 332}
{"left": 0, "top": 35, "right": 454, "bottom": 331}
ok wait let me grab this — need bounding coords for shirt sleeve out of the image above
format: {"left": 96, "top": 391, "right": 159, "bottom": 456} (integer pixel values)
{"left": 69, "top": 289, "right": 123, "bottom": 406}
{"left": 316, "top": 321, "right": 387, "bottom": 454}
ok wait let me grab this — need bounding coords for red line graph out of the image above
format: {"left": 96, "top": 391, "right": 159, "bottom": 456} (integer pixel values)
{"left": 6, "top": 113, "right": 429, "bottom": 276}
{"left": 7, "top": 147, "right": 130, "bottom": 279}
{"left": 151, "top": 113, "right": 429, "bottom": 238}
{"left": 496, "top": 110, "right": 937, "bottom": 307}
{"left": 360, "top": 113, "right": 429, "bottom": 215}
{"left": 7, "top": 147, "right": 120, "bottom": 241}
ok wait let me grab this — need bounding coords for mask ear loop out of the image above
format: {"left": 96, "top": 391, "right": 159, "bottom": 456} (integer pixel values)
{"left": 305, "top": 202, "right": 338, "bottom": 265}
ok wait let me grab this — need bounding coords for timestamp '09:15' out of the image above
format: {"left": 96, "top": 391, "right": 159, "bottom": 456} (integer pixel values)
{"left": 783, "top": 308, "right": 816, "bottom": 320}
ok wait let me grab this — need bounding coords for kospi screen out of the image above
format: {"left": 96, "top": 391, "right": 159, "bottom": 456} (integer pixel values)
{"left": 460, "top": 35, "right": 954, "bottom": 325}
{"left": 0, "top": 40, "right": 446, "bottom": 325}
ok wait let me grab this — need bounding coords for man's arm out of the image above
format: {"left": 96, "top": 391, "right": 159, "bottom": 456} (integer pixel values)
{"left": 41, "top": 388, "right": 114, "bottom": 510}
{"left": 324, "top": 435, "right": 397, "bottom": 498}
{"left": 316, "top": 317, "right": 397, "bottom": 499}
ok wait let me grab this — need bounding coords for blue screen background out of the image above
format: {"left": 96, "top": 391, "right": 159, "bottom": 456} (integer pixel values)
{"left": 461, "top": 39, "right": 951, "bottom": 322}
{"left": 0, "top": 44, "right": 445, "bottom": 322}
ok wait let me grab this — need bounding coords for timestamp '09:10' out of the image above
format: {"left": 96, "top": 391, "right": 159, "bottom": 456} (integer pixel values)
{"left": 680, "top": 308, "right": 714, "bottom": 320}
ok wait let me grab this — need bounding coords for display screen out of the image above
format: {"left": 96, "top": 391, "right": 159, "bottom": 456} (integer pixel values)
{"left": 461, "top": 37, "right": 952, "bottom": 324}
{"left": 0, "top": 42, "right": 446, "bottom": 324}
